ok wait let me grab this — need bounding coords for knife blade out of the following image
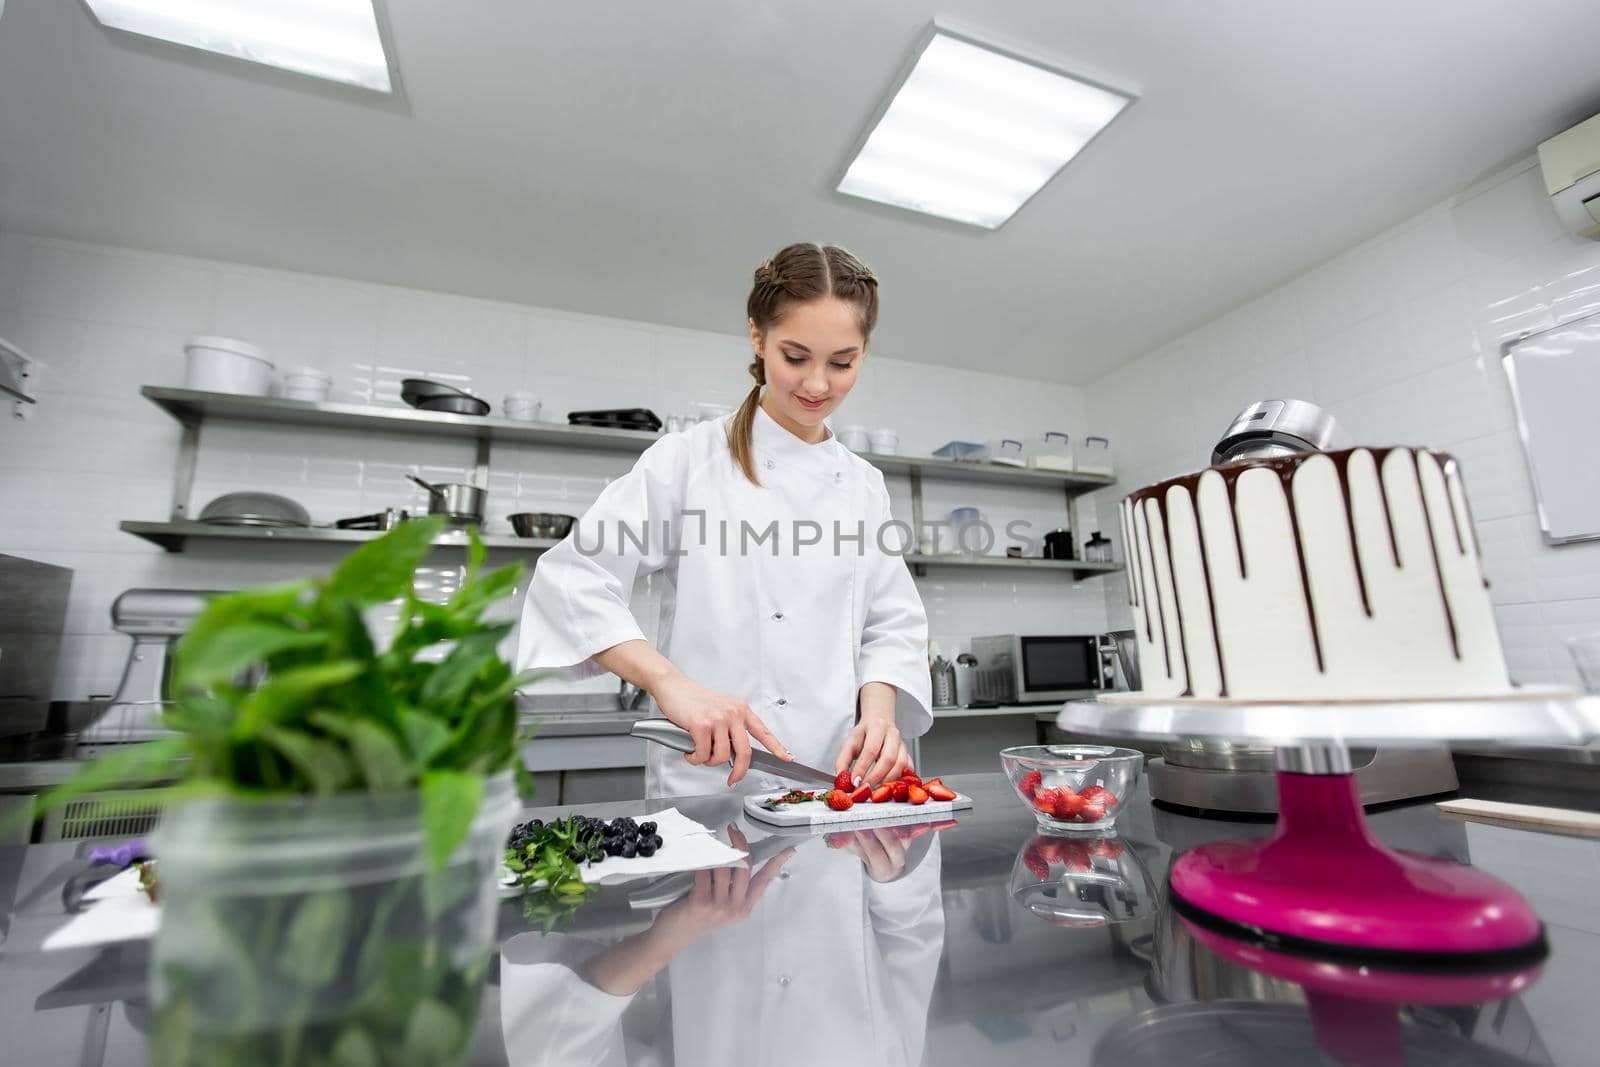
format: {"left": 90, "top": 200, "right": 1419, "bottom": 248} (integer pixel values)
{"left": 629, "top": 719, "right": 837, "bottom": 787}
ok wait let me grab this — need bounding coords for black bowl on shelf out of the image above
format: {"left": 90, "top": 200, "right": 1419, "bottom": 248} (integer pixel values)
{"left": 400, "top": 377, "right": 491, "bottom": 417}
{"left": 508, "top": 512, "right": 576, "bottom": 539}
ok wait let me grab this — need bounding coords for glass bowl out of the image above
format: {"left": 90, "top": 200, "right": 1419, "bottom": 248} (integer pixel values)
{"left": 1000, "top": 744, "right": 1142, "bottom": 833}
{"left": 1008, "top": 832, "right": 1157, "bottom": 928}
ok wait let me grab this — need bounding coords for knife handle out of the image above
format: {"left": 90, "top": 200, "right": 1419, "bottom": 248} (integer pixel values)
{"left": 630, "top": 718, "right": 698, "bottom": 754}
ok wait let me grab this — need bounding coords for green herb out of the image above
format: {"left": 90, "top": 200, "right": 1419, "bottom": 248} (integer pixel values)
{"left": 41, "top": 515, "right": 532, "bottom": 863}
{"left": 35, "top": 516, "right": 537, "bottom": 1067}
{"left": 759, "top": 788, "right": 818, "bottom": 811}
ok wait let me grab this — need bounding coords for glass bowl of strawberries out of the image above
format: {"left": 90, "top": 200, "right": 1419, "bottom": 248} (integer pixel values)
{"left": 1000, "top": 745, "right": 1142, "bottom": 833}
{"left": 1009, "top": 832, "right": 1157, "bottom": 928}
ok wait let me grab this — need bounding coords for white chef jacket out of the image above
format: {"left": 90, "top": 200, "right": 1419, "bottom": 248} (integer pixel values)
{"left": 499, "top": 834, "right": 945, "bottom": 1067}
{"left": 516, "top": 406, "right": 933, "bottom": 798}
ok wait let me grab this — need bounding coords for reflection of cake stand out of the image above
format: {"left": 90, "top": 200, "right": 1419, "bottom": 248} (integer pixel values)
{"left": 1060, "top": 688, "right": 1600, "bottom": 963}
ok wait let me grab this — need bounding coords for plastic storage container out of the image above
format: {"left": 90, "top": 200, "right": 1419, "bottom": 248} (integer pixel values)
{"left": 503, "top": 391, "right": 542, "bottom": 422}
{"left": 868, "top": 428, "right": 899, "bottom": 455}
{"left": 838, "top": 425, "right": 870, "bottom": 451}
{"left": 184, "top": 336, "right": 274, "bottom": 396}
{"left": 1077, "top": 436, "right": 1115, "bottom": 476}
{"left": 1027, "top": 432, "right": 1075, "bottom": 471}
{"left": 279, "top": 366, "right": 332, "bottom": 403}
{"left": 148, "top": 773, "right": 518, "bottom": 1067}
{"left": 986, "top": 438, "right": 1027, "bottom": 467}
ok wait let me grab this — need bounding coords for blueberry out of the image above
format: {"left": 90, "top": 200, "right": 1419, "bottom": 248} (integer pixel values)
{"left": 620, "top": 841, "right": 638, "bottom": 859}
{"left": 636, "top": 842, "right": 656, "bottom": 858}
{"left": 649, "top": 835, "right": 663, "bottom": 849}
{"left": 638, "top": 822, "right": 656, "bottom": 835}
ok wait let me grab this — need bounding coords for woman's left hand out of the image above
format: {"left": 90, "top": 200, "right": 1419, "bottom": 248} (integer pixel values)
{"left": 835, "top": 703, "right": 913, "bottom": 788}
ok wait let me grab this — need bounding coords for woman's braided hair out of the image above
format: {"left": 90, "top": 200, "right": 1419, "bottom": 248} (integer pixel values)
{"left": 730, "top": 243, "right": 878, "bottom": 484}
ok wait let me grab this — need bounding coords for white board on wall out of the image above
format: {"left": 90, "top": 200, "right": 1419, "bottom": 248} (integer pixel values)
{"left": 1503, "top": 310, "right": 1600, "bottom": 544}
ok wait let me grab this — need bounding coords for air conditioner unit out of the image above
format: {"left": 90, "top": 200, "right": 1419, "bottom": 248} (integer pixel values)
{"left": 1539, "top": 113, "right": 1600, "bottom": 240}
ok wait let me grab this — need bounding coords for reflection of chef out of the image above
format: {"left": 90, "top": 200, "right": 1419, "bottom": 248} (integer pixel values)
{"left": 501, "top": 825, "right": 945, "bottom": 1066}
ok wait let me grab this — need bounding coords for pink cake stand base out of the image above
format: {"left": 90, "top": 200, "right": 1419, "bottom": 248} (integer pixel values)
{"left": 1169, "top": 770, "right": 1548, "bottom": 963}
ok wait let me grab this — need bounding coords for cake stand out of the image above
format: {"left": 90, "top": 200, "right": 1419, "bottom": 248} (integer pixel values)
{"left": 1058, "top": 688, "right": 1600, "bottom": 965}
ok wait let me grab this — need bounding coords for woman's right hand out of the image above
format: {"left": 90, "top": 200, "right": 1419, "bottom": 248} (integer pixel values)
{"left": 651, "top": 673, "right": 792, "bottom": 786}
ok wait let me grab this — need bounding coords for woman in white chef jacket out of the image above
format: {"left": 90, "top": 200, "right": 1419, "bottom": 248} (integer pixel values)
{"left": 517, "top": 242, "right": 932, "bottom": 796}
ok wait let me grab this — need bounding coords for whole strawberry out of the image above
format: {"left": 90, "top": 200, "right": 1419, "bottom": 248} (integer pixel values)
{"left": 834, "top": 770, "right": 854, "bottom": 793}
{"left": 826, "top": 790, "right": 854, "bottom": 811}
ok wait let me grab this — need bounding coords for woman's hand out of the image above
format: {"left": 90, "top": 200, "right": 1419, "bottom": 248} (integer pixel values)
{"left": 651, "top": 825, "right": 794, "bottom": 944}
{"left": 652, "top": 673, "right": 791, "bottom": 786}
{"left": 835, "top": 682, "right": 912, "bottom": 787}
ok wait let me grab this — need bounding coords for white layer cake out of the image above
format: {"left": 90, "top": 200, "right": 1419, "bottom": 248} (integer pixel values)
{"left": 1119, "top": 447, "right": 1508, "bottom": 700}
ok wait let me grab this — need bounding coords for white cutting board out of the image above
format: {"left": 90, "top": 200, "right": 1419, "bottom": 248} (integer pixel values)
{"left": 743, "top": 790, "right": 972, "bottom": 828}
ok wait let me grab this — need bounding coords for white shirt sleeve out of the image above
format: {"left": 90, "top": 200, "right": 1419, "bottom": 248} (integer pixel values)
{"left": 857, "top": 475, "right": 934, "bottom": 738}
{"left": 515, "top": 435, "right": 689, "bottom": 680}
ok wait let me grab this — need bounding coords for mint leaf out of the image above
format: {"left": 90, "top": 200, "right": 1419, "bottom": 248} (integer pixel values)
{"left": 323, "top": 514, "right": 448, "bottom": 604}
{"left": 173, "top": 623, "right": 328, "bottom": 691}
{"left": 421, "top": 770, "right": 481, "bottom": 871}
{"left": 235, "top": 660, "right": 365, "bottom": 738}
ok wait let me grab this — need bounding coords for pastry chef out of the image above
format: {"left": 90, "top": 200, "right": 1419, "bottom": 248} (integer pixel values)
{"left": 516, "top": 242, "right": 932, "bottom": 797}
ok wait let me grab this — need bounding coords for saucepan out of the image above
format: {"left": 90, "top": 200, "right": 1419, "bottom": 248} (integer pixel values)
{"left": 408, "top": 474, "right": 485, "bottom": 526}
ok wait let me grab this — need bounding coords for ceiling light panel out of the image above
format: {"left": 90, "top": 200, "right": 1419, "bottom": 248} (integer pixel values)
{"left": 837, "top": 31, "right": 1132, "bottom": 229}
{"left": 82, "top": 0, "right": 394, "bottom": 93}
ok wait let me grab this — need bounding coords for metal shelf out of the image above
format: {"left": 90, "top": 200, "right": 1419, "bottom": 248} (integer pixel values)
{"left": 120, "top": 520, "right": 559, "bottom": 554}
{"left": 904, "top": 554, "right": 1122, "bottom": 580}
{"left": 138, "top": 387, "right": 1116, "bottom": 493}
{"left": 141, "top": 386, "right": 662, "bottom": 452}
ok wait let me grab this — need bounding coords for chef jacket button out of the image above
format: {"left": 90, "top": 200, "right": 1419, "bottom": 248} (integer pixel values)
{"left": 776, "top": 697, "right": 787, "bottom": 706}
{"left": 772, "top": 610, "right": 784, "bottom": 620}
{"left": 835, "top": 472, "right": 842, "bottom": 482}
{"left": 777, "top": 974, "right": 791, "bottom": 987}
{"left": 765, "top": 459, "right": 775, "bottom": 470}
{"left": 778, "top": 870, "right": 791, "bottom": 880}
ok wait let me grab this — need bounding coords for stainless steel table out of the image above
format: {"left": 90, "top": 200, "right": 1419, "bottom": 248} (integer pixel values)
{"left": 1, "top": 773, "right": 1596, "bottom": 1065}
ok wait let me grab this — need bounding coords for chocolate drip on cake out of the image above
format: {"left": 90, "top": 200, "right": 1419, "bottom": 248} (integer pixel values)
{"left": 1328, "top": 450, "right": 1372, "bottom": 617}
{"left": 1150, "top": 489, "right": 1196, "bottom": 696}
{"left": 1188, "top": 488, "right": 1229, "bottom": 696}
{"left": 1125, "top": 446, "right": 1474, "bottom": 690}
{"left": 1410, "top": 450, "right": 1461, "bottom": 660}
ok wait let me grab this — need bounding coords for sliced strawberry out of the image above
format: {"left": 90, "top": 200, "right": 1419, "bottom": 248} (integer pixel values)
{"left": 1032, "top": 787, "right": 1061, "bottom": 815}
{"left": 926, "top": 782, "right": 957, "bottom": 802}
{"left": 1054, "top": 790, "right": 1086, "bottom": 820}
{"left": 1060, "top": 840, "right": 1093, "bottom": 873}
{"left": 1022, "top": 846, "right": 1050, "bottom": 880}
{"left": 870, "top": 784, "right": 894, "bottom": 804}
{"left": 1079, "top": 784, "right": 1118, "bottom": 807}
{"left": 1088, "top": 838, "right": 1124, "bottom": 859}
{"left": 923, "top": 776, "right": 944, "bottom": 789}
{"left": 826, "top": 790, "right": 854, "bottom": 811}
{"left": 900, "top": 771, "right": 922, "bottom": 786}
{"left": 907, "top": 784, "right": 929, "bottom": 806}
{"left": 849, "top": 784, "right": 872, "bottom": 804}
{"left": 834, "top": 770, "right": 854, "bottom": 793}
{"left": 891, "top": 780, "right": 911, "bottom": 802}
{"left": 1019, "top": 770, "right": 1043, "bottom": 798}
{"left": 1078, "top": 800, "right": 1107, "bottom": 823}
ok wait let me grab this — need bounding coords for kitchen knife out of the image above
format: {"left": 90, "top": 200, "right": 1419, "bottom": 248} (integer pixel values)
{"left": 629, "top": 719, "right": 836, "bottom": 787}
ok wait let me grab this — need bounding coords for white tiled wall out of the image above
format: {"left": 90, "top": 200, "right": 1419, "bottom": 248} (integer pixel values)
{"left": 1086, "top": 158, "right": 1600, "bottom": 688}
{"left": 0, "top": 233, "right": 1107, "bottom": 700}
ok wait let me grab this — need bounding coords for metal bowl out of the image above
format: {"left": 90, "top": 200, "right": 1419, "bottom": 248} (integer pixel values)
{"left": 508, "top": 512, "right": 576, "bottom": 539}
{"left": 197, "top": 491, "right": 311, "bottom": 528}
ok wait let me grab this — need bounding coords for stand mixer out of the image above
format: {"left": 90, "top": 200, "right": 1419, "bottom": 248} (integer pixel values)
{"left": 1133, "top": 400, "right": 1460, "bottom": 815}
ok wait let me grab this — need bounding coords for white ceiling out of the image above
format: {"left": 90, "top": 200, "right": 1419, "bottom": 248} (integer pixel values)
{"left": 2, "top": 0, "right": 1598, "bottom": 384}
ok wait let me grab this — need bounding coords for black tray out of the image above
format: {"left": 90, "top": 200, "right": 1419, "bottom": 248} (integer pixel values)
{"left": 568, "top": 408, "right": 662, "bottom": 432}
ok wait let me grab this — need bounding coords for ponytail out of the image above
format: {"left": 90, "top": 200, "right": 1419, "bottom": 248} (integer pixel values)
{"left": 727, "top": 355, "right": 766, "bottom": 485}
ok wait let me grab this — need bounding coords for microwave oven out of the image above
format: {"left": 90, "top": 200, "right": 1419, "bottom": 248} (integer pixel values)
{"left": 970, "top": 634, "right": 1118, "bottom": 704}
